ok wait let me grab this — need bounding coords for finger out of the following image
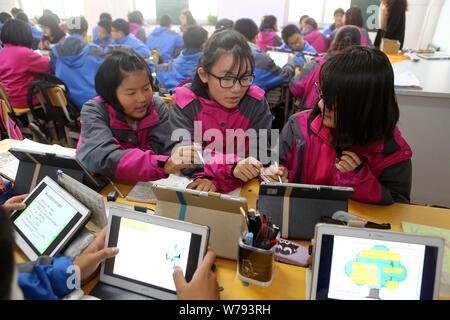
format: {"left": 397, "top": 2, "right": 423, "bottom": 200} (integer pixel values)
{"left": 340, "top": 155, "right": 359, "bottom": 169}
{"left": 91, "top": 247, "right": 120, "bottom": 264}
{"left": 196, "top": 183, "right": 207, "bottom": 192}
{"left": 247, "top": 166, "right": 260, "bottom": 178}
{"left": 342, "top": 151, "right": 361, "bottom": 165}
{"left": 12, "top": 194, "right": 28, "bottom": 203}
{"left": 187, "top": 180, "right": 200, "bottom": 190}
{"left": 234, "top": 170, "right": 249, "bottom": 182}
{"left": 173, "top": 266, "right": 188, "bottom": 292}
{"left": 336, "top": 162, "right": 346, "bottom": 173}
{"left": 197, "top": 250, "right": 217, "bottom": 276}
{"left": 337, "top": 160, "right": 353, "bottom": 172}
{"left": 241, "top": 167, "right": 255, "bottom": 181}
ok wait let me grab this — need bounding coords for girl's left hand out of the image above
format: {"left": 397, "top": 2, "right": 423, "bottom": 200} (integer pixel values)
{"left": 2, "top": 194, "right": 27, "bottom": 214}
{"left": 335, "top": 151, "right": 362, "bottom": 173}
{"left": 187, "top": 179, "right": 217, "bottom": 192}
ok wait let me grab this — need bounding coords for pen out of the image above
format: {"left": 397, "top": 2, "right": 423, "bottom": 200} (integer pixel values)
{"left": 193, "top": 142, "right": 205, "bottom": 165}
{"left": 274, "top": 162, "right": 283, "bottom": 183}
{"left": 106, "top": 177, "right": 125, "bottom": 198}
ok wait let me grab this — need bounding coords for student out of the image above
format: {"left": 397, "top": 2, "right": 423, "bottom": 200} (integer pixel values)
{"left": 10, "top": 8, "right": 21, "bottom": 18}
{"left": 299, "top": 14, "right": 309, "bottom": 33}
{"left": 322, "top": 8, "right": 345, "bottom": 38}
{"left": 276, "top": 46, "right": 412, "bottom": 205}
{"left": 167, "top": 30, "right": 273, "bottom": 193}
{"left": 234, "top": 18, "right": 295, "bottom": 91}
{"left": 344, "top": 6, "right": 373, "bottom": 46}
{"left": 303, "top": 18, "right": 330, "bottom": 53}
{"left": 95, "top": 20, "right": 114, "bottom": 49}
{"left": 146, "top": 15, "right": 184, "bottom": 63}
{"left": 77, "top": 49, "right": 197, "bottom": 183}
{"left": 214, "top": 18, "right": 234, "bottom": 34}
{"left": 110, "top": 19, "right": 150, "bottom": 59}
{"left": 280, "top": 24, "right": 317, "bottom": 68}
{"left": 37, "top": 14, "right": 66, "bottom": 50}
{"left": 16, "top": 11, "right": 44, "bottom": 51}
{"left": 179, "top": 9, "right": 197, "bottom": 34}
{"left": 0, "top": 20, "right": 51, "bottom": 109}
{"left": 128, "top": 10, "right": 146, "bottom": 43}
{"left": 93, "top": 13, "right": 112, "bottom": 46}
{"left": 0, "top": 206, "right": 219, "bottom": 300}
{"left": 374, "top": 0, "right": 407, "bottom": 50}
{"left": 0, "top": 12, "right": 12, "bottom": 35}
{"left": 290, "top": 26, "right": 361, "bottom": 110}
{"left": 51, "top": 16, "right": 105, "bottom": 110}
{"left": 156, "top": 25, "right": 208, "bottom": 92}
{"left": 256, "top": 15, "right": 282, "bottom": 52}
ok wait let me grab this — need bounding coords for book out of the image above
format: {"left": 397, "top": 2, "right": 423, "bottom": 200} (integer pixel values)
{"left": 0, "top": 150, "right": 19, "bottom": 181}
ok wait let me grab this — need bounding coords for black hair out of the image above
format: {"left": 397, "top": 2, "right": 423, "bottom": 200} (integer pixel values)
{"left": 10, "top": 7, "right": 21, "bottom": 16}
{"left": 313, "top": 46, "right": 399, "bottom": 149}
{"left": 180, "top": 9, "right": 196, "bottom": 26}
{"left": 329, "top": 25, "right": 361, "bottom": 52}
{"left": 95, "top": 48, "right": 155, "bottom": 112}
{"left": 334, "top": 8, "right": 345, "bottom": 16}
{"left": 42, "top": 9, "right": 60, "bottom": 24}
{"left": 15, "top": 11, "right": 29, "bottom": 24}
{"left": 66, "top": 16, "right": 88, "bottom": 35}
{"left": 234, "top": 18, "right": 258, "bottom": 42}
{"left": 183, "top": 25, "right": 208, "bottom": 50}
{"left": 0, "top": 19, "right": 33, "bottom": 48}
{"left": 191, "top": 30, "right": 255, "bottom": 99}
{"left": 0, "top": 206, "right": 15, "bottom": 300}
{"left": 100, "top": 12, "right": 112, "bottom": 22}
{"left": 215, "top": 18, "right": 234, "bottom": 31}
{"left": 128, "top": 10, "right": 144, "bottom": 25}
{"left": 38, "top": 14, "right": 65, "bottom": 43}
{"left": 345, "top": 6, "right": 364, "bottom": 28}
{"left": 259, "top": 15, "right": 277, "bottom": 32}
{"left": 111, "top": 19, "right": 130, "bottom": 36}
{"left": 299, "top": 15, "right": 309, "bottom": 24}
{"left": 304, "top": 17, "right": 318, "bottom": 30}
{"left": 281, "top": 24, "right": 301, "bottom": 44}
{"left": 160, "top": 15, "right": 172, "bottom": 28}
{"left": 98, "top": 20, "right": 112, "bottom": 34}
{"left": 0, "top": 12, "right": 12, "bottom": 24}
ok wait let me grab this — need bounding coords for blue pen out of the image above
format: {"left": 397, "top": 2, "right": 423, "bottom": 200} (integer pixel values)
{"left": 247, "top": 232, "right": 254, "bottom": 247}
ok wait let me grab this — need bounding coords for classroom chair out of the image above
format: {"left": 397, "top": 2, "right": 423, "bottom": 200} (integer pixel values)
{"left": 265, "top": 84, "right": 293, "bottom": 128}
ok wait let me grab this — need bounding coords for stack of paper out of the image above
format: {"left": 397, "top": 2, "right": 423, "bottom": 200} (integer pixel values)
{"left": 394, "top": 71, "right": 422, "bottom": 89}
{"left": 0, "top": 151, "right": 19, "bottom": 181}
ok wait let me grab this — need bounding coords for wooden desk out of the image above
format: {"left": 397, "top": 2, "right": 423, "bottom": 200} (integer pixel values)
{"left": 3, "top": 140, "right": 449, "bottom": 300}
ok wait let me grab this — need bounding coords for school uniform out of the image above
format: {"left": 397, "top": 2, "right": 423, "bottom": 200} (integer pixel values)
{"left": 0, "top": 44, "right": 51, "bottom": 108}
{"left": 279, "top": 41, "right": 317, "bottom": 68}
{"left": 30, "top": 25, "right": 43, "bottom": 50}
{"left": 256, "top": 29, "right": 282, "bottom": 53}
{"left": 130, "top": 22, "right": 146, "bottom": 43}
{"left": 322, "top": 24, "right": 336, "bottom": 38}
{"left": 94, "top": 35, "right": 113, "bottom": 49}
{"left": 250, "top": 42, "right": 295, "bottom": 91}
{"left": 331, "top": 27, "right": 373, "bottom": 47}
{"left": 112, "top": 34, "right": 150, "bottom": 59}
{"left": 146, "top": 27, "right": 184, "bottom": 63}
{"left": 289, "top": 54, "right": 330, "bottom": 109}
{"left": 156, "top": 49, "right": 202, "bottom": 92}
{"left": 276, "top": 110, "right": 413, "bottom": 204}
{"left": 168, "top": 84, "right": 273, "bottom": 193}
{"left": 76, "top": 95, "right": 170, "bottom": 183}
{"left": 92, "top": 25, "right": 99, "bottom": 44}
{"left": 304, "top": 30, "right": 330, "bottom": 53}
{"left": 51, "top": 35, "right": 105, "bottom": 109}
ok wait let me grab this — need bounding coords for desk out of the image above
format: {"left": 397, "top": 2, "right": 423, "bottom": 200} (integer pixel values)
{"left": 392, "top": 59, "right": 450, "bottom": 207}
{"left": 2, "top": 140, "right": 449, "bottom": 300}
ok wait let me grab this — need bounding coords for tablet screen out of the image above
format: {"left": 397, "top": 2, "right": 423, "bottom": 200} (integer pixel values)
{"left": 267, "top": 51, "right": 290, "bottom": 68}
{"left": 13, "top": 182, "right": 83, "bottom": 255}
{"left": 104, "top": 215, "right": 203, "bottom": 294}
{"left": 315, "top": 234, "right": 440, "bottom": 300}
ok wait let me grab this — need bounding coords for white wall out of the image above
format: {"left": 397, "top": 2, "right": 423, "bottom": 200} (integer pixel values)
{"left": 0, "top": 0, "right": 19, "bottom": 13}
{"left": 432, "top": 0, "right": 450, "bottom": 51}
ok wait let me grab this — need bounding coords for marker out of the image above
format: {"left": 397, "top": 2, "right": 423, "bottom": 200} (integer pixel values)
{"left": 247, "top": 232, "right": 254, "bottom": 246}
{"left": 193, "top": 142, "right": 205, "bottom": 165}
{"left": 106, "top": 177, "right": 125, "bottom": 198}
{"left": 274, "top": 162, "right": 283, "bottom": 183}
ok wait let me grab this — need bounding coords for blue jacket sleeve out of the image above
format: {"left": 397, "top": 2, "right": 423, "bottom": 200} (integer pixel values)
{"left": 18, "top": 256, "right": 75, "bottom": 300}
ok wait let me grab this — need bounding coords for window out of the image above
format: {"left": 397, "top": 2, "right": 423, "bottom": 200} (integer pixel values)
{"left": 134, "top": 0, "right": 157, "bottom": 20}
{"left": 189, "top": 0, "right": 217, "bottom": 21}
{"left": 20, "top": 0, "right": 84, "bottom": 19}
{"left": 288, "top": 0, "right": 351, "bottom": 25}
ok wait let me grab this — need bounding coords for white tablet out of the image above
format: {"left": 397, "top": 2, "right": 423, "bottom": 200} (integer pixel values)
{"left": 99, "top": 206, "right": 210, "bottom": 300}
{"left": 12, "top": 176, "right": 91, "bottom": 261}
{"left": 310, "top": 224, "right": 445, "bottom": 300}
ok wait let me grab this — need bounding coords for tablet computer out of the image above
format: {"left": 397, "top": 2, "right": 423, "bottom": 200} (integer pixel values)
{"left": 11, "top": 176, "right": 91, "bottom": 261}
{"left": 266, "top": 50, "right": 291, "bottom": 68}
{"left": 309, "top": 224, "right": 445, "bottom": 300}
{"left": 258, "top": 182, "right": 354, "bottom": 240}
{"left": 97, "top": 206, "right": 210, "bottom": 300}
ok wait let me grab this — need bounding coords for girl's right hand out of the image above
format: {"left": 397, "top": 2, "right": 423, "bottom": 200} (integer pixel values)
{"left": 165, "top": 145, "right": 201, "bottom": 174}
{"left": 260, "top": 165, "right": 289, "bottom": 183}
{"left": 233, "top": 157, "right": 263, "bottom": 182}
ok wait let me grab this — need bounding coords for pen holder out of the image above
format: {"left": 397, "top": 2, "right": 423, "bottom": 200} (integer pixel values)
{"left": 237, "top": 237, "right": 276, "bottom": 287}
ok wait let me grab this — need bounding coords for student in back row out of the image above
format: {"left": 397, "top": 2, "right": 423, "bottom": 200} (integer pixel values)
{"left": 344, "top": 6, "right": 373, "bottom": 46}
{"left": 146, "top": 15, "right": 184, "bottom": 63}
{"left": 37, "top": 14, "right": 66, "bottom": 50}
{"left": 280, "top": 24, "right": 316, "bottom": 68}
{"left": 322, "top": 8, "right": 345, "bottom": 38}
{"left": 110, "top": 19, "right": 150, "bottom": 59}
{"left": 256, "top": 15, "right": 282, "bottom": 52}
{"left": 234, "top": 18, "right": 295, "bottom": 91}
{"left": 302, "top": 18, "right": 330, "bottom": 53}
{"left": 128, "top": 10, "right": 146, "bottom": 43}
{"left": 93, "top": 13, "right": 112, "bottom": 47}
{"left": 156, "top": 25, "right": 208, "bottom": 92}
{"left": 276, "top": 46, "right": 412, "bottom": 204}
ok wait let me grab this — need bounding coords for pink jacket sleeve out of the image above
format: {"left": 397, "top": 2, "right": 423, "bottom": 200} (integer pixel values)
{"left": 115, "top": 149, "right": 169, "bottom": 183}
{"left": 27, "top": 50, "right": 52, "bottom": 74}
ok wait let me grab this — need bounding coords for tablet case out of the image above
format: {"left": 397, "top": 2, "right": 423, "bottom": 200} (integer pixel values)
{"left": 257, "top": 183, "right": 353, "bottom": 240}
{"left": 9, "top": 148, "right": 107, "bottom": 195}
{"left": 152, "top": 187, "right": 247, "bottom": 260}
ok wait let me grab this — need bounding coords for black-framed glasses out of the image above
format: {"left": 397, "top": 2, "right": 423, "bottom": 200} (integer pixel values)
{"left": 207, "top": 72, "right": 255, "bottom": 89}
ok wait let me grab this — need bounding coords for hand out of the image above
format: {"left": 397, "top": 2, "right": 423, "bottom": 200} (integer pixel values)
{"left": 2, "top": 194, "right": 27, "bottom": 214}
{"left": 233, "top": 157, "right": 263, "bottom": 182}
{"left": 187, "top": 179, "right": 217, "bottom": 192}
{"left": 260, "top": 165, "right": 289, "bottom": 183}
{"left": 173, "top": 250, "right": 220, "bottom": 300}
{"left": 74, "top": 228, "right": 119, "bottom": 283}
{"left": 335, "top": 151, "right": 362, "bottom": 173}
{"left": 165, "top": 145, "right": 201, "bottom": 174}
{"left": 287, "top": 53, "right": 296, "bottom": 66}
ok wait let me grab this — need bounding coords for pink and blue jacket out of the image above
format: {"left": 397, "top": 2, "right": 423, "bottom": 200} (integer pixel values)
{"left": 256, "top": 30, "right": 282, "bottom": 53}
{"left": 76, "top": 95, "right": 170, "bottom": 183}
{"left": 168, "top": 84, "right": 273, "bottom": 193}
{"left": 304, "top": 30, "right": 330, "bottom": 53}
{"left": 277, "top": 110, "right": 413, "bottom": 204}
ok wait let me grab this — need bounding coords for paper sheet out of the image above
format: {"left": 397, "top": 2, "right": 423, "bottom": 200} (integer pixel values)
{"left": 267, "top": 51, "right": 290, "bottom": 68}
{"left": 394, "top": 71, "right": 422, "bottom": 88}
{"left": 402, "top": 221, "right": 450, "bottom": 296}
{"left": 0, "top": 151, "right": 19, "bottom": 181}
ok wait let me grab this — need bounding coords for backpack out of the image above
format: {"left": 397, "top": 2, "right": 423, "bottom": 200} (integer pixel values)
{"left": 0, "top": 99, "right": 23, "bottom": 141}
